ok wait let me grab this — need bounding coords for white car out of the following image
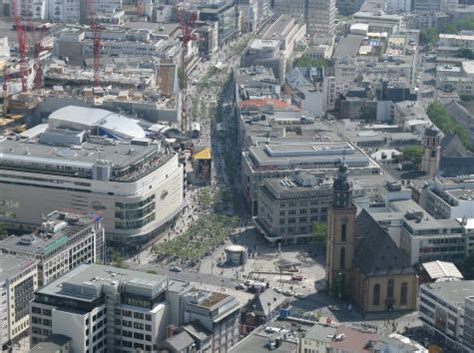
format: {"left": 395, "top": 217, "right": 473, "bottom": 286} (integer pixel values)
{"left": 169, "top": 266, "right": 182, "bottom": 272}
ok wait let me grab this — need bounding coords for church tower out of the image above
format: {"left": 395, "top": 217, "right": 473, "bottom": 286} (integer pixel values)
{"left": 326, "top": 161, "right": 357, "bottom": 298}
{"left": 421, "top": 125, "right": 441, "bottom": 178}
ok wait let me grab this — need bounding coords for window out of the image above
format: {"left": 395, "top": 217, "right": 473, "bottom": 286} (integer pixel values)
{"left": 387, "top": 279, "right": 394, "bottom": 299}
{"left": 341, "top": 223, "right": 347, "bottom": 242}
{"left": 134, "top": 322, "right": 144, "bottom": 330}
{"left": 373, "top": 284, "right": 380, "bottom": 306}
{"left": 145, "top": 314, "right": 151, "bottom": 321}
{"left": 134, "top": 312, "right": 144, "bottom": 320}
{"left": 32, "top": 307, "right": 41, "bottom": 314}
{"left": 134, "top": 332, "right": 144, "bottom": 340}
{"left": 340, "top": 247, "right": 345, "bottom": 269}
{"left": 43, "top": 309, "right": 52, "bottom": 316}
{"left": 400, "top": 282, "right": 408, "bottom": 305}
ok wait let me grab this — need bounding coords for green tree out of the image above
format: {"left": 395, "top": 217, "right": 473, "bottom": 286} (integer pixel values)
{"left": 295, "top": 56, "right": 330, "bottom": 68}
{"left": 456, "top": 48, "right": 474, "bottom": 60}
{"left": 420, "top": 28, "right": 439, "bottom": 45}
{"left": 402, "top": 145, "right": 423, "bottom": 169}
{"left": 111, "top": 250, "right": 128, "bottom": 269}
{"left": 462, "top": 248, "right": 474, "bottom": 280}
{"left": 427, "top": 102, "right": 471, "bottom": 150}
{"left": 312, "top": 222, "right": 328, "bottom": 250}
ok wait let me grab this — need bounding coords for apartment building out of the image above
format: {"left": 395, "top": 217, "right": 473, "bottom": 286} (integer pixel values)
{"left": 0, "top": 255, "right": 38, "bottom": 350}
{"left": 255, "top": 173, "right": 333, "bottom": 244}
{"left": 0, "top": 106, "right": 184, "bottom": 247}
{"left": 199, "top": 3, "right": 240, "bottom": 48}
{"left": 419, "top": 281, "right": 474, "bottom": 353}
{"left": 0, "top": 210, "right": 104, "bottom": 287}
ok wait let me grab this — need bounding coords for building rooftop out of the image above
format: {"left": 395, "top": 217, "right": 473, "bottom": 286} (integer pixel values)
{"left": 262, "top": 174, "right": 332, "bottom": 199}
{"left": 28, "top": 334, "right": 71, "bottom": 353}
{"left": 247, "top": 142, "right": 373, "bottom": 170}
{"left": 333, "top": 34, "right": 365, "bottom": 59}
{"left": 331, "top": 325, "right": 379, "bottom": 353}
{"left": 0, "top": 211, "right": 102, "bottom": 257}
{"left": 37, "top": 264, "right": 170, "bottom": 302}
{"left": 421, "top": 261, "right": 464, "bottom": 281}
{"left": 421, "top": 280, "right": 474, "bottom": 309}
{"left": 304, "top": 323, "right": 337, "bottom": 343}
{"left": 0, "top": 254, "right": 37, "bottom": 283}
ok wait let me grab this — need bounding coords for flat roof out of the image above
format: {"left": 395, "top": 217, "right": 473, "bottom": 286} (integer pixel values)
{"left": 0, "top": 211, "right": 101, "bottom": 256}
{"left": 421, "top": 280, "right": 474, "bottom": 308}
{"left": 248, "top": 142, "right": 372, "bottom": 169}
{"left": 333, "top": 34, "right": 365, "bottom": 59}
{"left": 29, "top": 334, "right": 71, "bottom": 353}
{"left": 37, "top": 264, "right": 169, "bottom": 301}
{"left": 0, "top": 254, "right": 37, "bottom": 283}
{"left": 304, "top": 323, "right": 337, "bottom": 343}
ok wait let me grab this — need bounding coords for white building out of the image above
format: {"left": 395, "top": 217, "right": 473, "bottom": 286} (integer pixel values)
{"left": 384, "top": 0, "right": 412, "bottom": 13}
{"left": 11, "top": 0, "right": 48, "bottom": 19}
{"left": 0, "top": 106, "right": 185, "bottom": 247}
{"left": 0, "top": 255, "right": 38, "bottom": 350}
{"left": 0, "top": 36, "right": 10, "bottom": 57}
{"left": 420, "top": 178, "right": 474, "bottom": 220}
{"left": 48, "top": 0, "right": 81, "bottom": 23}
{"left": 30, "top": 264, "right": 188, "bottom": 352}
{"left": 0, "top": 210, "right": 105, "bottom": 287}
{"left": 419, "top": 281, "right": 474, "bottom": 353}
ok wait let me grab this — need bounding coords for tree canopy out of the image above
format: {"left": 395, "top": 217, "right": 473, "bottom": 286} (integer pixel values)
{"left": 426, "top": 102, "right": 471, "bottom": 150}
{"left": 402, "top": 145, "right": 423, "bottom": 169}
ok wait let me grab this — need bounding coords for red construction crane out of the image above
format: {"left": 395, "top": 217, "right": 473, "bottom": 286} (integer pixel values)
{"left": 11, "top": 0, "right": 29, "bottom": 92}
{"left": 176, "top": 4, "right": 198, "bottom": 135}
{"left": 87, "top": 0, "right": 101, "bottom": 86}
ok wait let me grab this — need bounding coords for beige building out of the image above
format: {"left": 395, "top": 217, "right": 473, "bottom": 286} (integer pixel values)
{"left": 326, "top": 164, "right": 417, "bottom": 313}
{"left": 255, "top": 173, "right": 332, "bottom": 244}
{"left": 0, "top": 255, "right": 38, "bottom": 349}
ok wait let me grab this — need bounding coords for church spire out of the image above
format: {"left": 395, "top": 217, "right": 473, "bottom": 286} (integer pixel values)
{"left": 332, "top": 160, "right": 353, "bottom": 209}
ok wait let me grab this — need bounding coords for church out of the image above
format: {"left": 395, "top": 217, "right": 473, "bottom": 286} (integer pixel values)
{"left": 326, "top": 162, "right": 418, "bottom": 313}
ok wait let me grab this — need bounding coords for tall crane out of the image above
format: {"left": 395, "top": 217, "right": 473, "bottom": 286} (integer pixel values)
{"left": 176, "top": 4, "right": 198, "bottom": 135}
{"left": 11, "top": 0, "right": 28, "bottom": 92}
{"left": 87, "top": 0, "right": 101, "bottom": 86}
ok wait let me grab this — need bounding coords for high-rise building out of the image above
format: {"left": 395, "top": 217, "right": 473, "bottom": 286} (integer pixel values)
{"left": 0, "top": 255, "right": 38, "bottom": 350}
{"left": 273, "top": 0, "right": 336, "bottom": 39}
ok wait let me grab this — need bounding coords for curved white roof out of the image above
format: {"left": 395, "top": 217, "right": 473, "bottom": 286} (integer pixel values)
{"left": 48, "top": 106, "right": 146, "bottom": 140}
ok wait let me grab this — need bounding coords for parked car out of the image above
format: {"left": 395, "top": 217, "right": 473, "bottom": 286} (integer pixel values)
{"left": 328, "top": 305, "right": 340, "bottom": 311}
{"left": 283, "top": 289, "right": 294, "bottom": 297}
{"left": 235, "top": 283, "right": 247, "bottom": 290}
{"left": 291, "top": 275, "right": 303, "bottom": 281}
{"left": 169, "top": 266, "right": 182, "bottom": 272}
{"left": 294, "top": 292, "right": 305, "bottom": 299}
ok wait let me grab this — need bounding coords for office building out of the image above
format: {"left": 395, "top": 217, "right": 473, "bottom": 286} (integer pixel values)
{"left": 0, "top": 255, "right": 38, "bottom": 350}
{"left": 182, "top": 289, "right": 241, "bottom": 352}
{"left": 242, "top": 140, "right": 380, "bottom": 215}
{"left": 420, "top": 177, "right": 474, "bottom": 220}
{"left": 419, "top": 281, "right": 474, "bottom": 353}
{"left": 29, "top": 264, "right": 189, "bottom": 352}
{"left": 0, "top": 210, "right": 105, "bottom": 287}
{"left": 30, "top": 264, "right": 241, "bottom": 353}
{"left": 352, "top": 11, "right": 405, "bottom": 33}
{"left": 0, "top": 106, "right": 185, "bottom": 247}
{"left": 400, "top": 206, "right": 466, "bottom": 265}
{"left": 255, "top": 173, "right": 333, "bottom": 244}
{"left": 199, "top": 3, "right": 240, "bottom": 48}
{"left": 273, "top": 0, "right": 336, "bottom": 39}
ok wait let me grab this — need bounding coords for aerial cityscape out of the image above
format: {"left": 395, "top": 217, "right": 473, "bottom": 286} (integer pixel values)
{"left": 0, "top": 0, "right": 474, "bottom": 352}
